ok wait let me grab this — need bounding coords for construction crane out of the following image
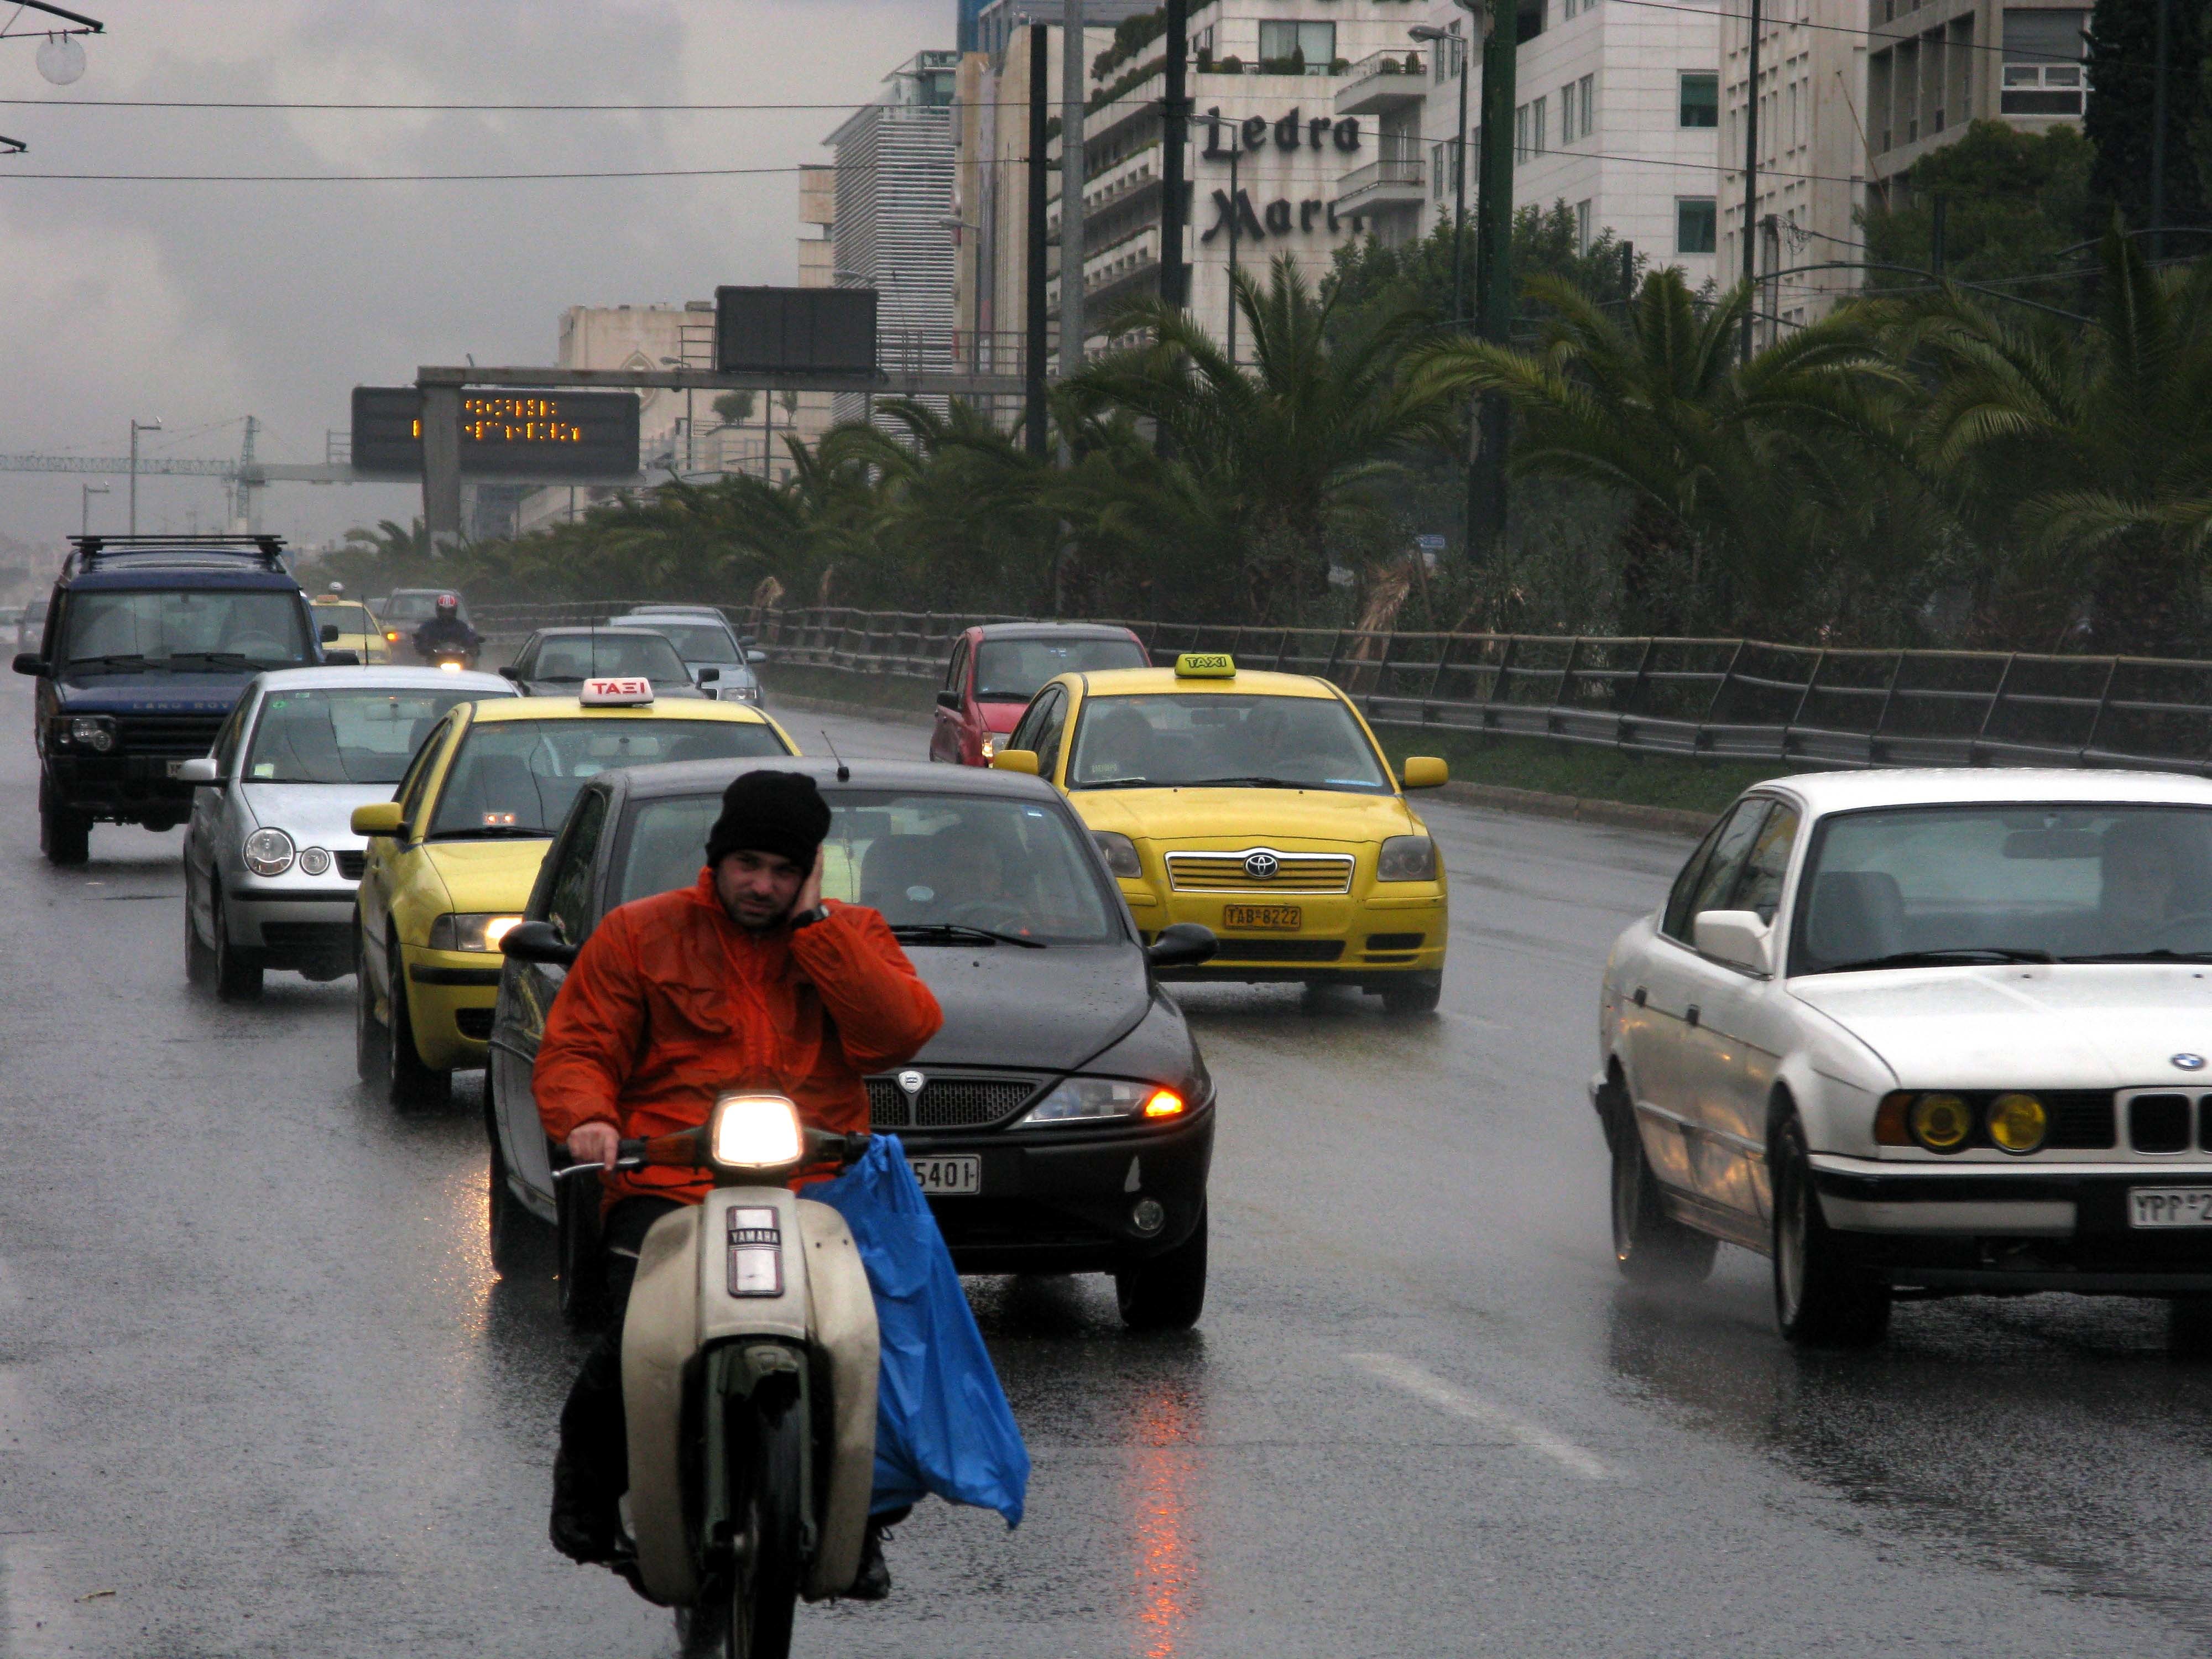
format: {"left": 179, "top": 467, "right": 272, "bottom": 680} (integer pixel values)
{"left": 0, "top": 417, "right": 357, "bottom": 533}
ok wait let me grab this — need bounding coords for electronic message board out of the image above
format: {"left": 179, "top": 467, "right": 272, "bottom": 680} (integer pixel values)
{"left": 350, "top": 387, "right": 641, "bottom": 477}
{"left": 714, "top": 287, "right": 878, "bottom": 376}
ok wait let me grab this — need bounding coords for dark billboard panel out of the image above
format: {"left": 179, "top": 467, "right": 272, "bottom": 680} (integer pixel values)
{"left": 350, "top": 387, "right": 641, "bottom": 477}
{"left": 714, "top": 286, "right": 878, "bottom": 375}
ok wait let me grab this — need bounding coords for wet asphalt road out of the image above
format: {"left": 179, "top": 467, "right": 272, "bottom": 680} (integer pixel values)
{"left": 8, "top": 680, "right": 2212, "bottom": 1657}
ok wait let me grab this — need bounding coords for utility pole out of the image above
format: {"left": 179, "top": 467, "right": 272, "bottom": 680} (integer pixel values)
{"left": 1739, "top": 0, "right": 1764, "bottom": 363}
{"left": 1159, "top": 0, "right": 1189, "bottom": 311}
{"left": 127, "top": 416, "right": 160, "bottom": 536}
{"left": 1025, "top": 23, "right": 1050, "bottom": 460}
{"left": 1061, "top": 0, "right": 1088, "bottom": 373}
{"left": 1760, "top": 213, "right": 1780, "bottom": 349}
{"left": 1411, "top": 22, "right": 1472, "bottom": 324}
{"left": 1469, "top": 0, "right": 1516, "bottom": 556}
{"left": 2152, "top": 0, "right": 2172, "bottom": 262}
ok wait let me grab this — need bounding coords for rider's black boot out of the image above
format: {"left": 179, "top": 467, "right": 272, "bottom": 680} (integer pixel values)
{"left": 849, "top": 1504, "right": 911, "bottom": 1601}
{"left": 549, "top": 1449, "right": 623, "bottom": 1566}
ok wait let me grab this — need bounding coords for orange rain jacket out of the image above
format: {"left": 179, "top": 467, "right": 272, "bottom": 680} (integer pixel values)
{"left": 534, "top": 870, "right": 943, "bottom": 1208}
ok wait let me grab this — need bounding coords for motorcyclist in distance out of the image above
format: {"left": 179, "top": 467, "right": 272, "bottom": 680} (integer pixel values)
{"left": 411, "top": 592, "right": 481, "bottom": 665}
{"left": 533, "top": 769, "right": 943, "bottom": 1599}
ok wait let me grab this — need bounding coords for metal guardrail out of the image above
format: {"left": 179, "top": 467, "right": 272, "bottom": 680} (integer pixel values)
{"left": 465, "top": 603, "right": 2212, "bottom": 777}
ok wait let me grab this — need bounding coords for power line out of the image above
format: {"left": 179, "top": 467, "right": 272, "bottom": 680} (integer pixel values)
{"left": 1612, "top": 0, "right": 2103, "bottom": 67}
{"left": 0, "top": 163, "right": 817, "bottom": 181}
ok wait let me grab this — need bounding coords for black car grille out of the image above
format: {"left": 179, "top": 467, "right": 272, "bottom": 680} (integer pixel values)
{"left": 336, "top": 850, "right": 367, "bottom": 881}
{"left": 867, "top": 1074, "right": 1044, "bottom": 1130}
{"left": 2048, "top": 1092, "right": 2118, "bottom": 1150}
{"left": 114, "top": 712, "right": 226, "bottom": 757}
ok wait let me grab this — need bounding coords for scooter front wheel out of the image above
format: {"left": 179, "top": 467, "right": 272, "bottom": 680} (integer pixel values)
{"left": 722, "top": 1393, "right": 805, "bottom": 1659}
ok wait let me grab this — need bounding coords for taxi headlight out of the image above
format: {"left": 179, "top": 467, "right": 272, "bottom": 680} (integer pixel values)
{"left": 427, "top": 912, "right": 525, "bottom": 952}
{"left": 67, "top": 715, "right": 116, "bottom": 753}
{"left": 242, "top": 827, "right": 295, "bottom": 877}
{"left": 709, "top": 1093, "right": 805, "bottom": 1168}
{"left": 1908, "top": 1092, "right": 1973, "bottom": 1153}
{"left": 1015, "top": 1078, "right": 1180, "bottom": 1126}
{"left": 979, "top": 732, "right": 999, "bottom": 760}
{"left": 1987, "top": 1092, "right": 2048, "bottom": 1154}
{"left": 1378, "top": 834, "right": 1438, "bottom": 882}
{"left": 297, "top": 846, "right": 332, "bottom": 878}
{"left": 1093, "top": 831, "right": 1142, "bottom": 879}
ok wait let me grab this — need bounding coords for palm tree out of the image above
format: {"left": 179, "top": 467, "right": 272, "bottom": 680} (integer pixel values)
{"left": 1068, "top": 254, "right": 1457, "bottom": 622}
{"left": 1870, "top": 225, "right": 2212, "bottom": 653}
{"left": 1410, "top": 270, "right": 1906, "bottom": 635}
{"left": 342, "top": 518, "right": 435, "bottom": 561}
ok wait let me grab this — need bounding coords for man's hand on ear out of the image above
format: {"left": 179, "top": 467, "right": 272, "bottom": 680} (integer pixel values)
{"left": 792, "top": 846, "right": 825, "bottom": 919}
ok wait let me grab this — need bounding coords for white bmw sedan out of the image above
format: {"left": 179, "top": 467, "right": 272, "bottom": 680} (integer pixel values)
{"left": 1597, "top": 768, "right": 2212, "bottom": 1348}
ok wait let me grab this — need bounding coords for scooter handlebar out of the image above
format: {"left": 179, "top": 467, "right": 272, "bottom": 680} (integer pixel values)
{"left": 551, "top": 1128, "right": 871, "bottom": 1181}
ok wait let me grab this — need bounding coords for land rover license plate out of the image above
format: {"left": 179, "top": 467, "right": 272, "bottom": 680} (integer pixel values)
{"left": 910, "top": 1155, "right": 980, "bottom": 1196}
{"left": 2129, "top": 1188, "right": 2212, "bottom": 1228}
{"left": 1221, "top": 904, "right": 1301, "bottom": 930}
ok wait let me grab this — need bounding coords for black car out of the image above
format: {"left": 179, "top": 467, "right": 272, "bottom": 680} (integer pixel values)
{"left": 498, "top": 626, "right": 709, "bottom": 699}
{"left": 484, "top": 758, "right": 1220, "bottom": 1329}
{"left": 12, "top": 536, "right": 337, "bottom": 865}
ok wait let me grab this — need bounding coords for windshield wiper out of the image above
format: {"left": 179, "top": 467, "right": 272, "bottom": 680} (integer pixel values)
{"left": 64, "top": 653, "right": 154, "bottom": 672}
{"left": 1822, "top": 947, "right": 2054, "bottom": 973}
{"left": 2060, "top": 949, "right": 2212, "bottom": 963}
{"left": 426, "top": 826, "right": 552, "bottom": 841}
{"left": 891, "top": 922, "right": 1046, "bottom": 950}
{"left": 1075, "top": 777, "right": 1165, "bottom": 790}
{"left": 1185, "top": 775, "right": 1311, "bottom": 789}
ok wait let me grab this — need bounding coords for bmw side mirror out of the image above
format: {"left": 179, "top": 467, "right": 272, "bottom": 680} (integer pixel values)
{"left": 746, "top": 649, "right": 768, "bottom": 665}
{"left": 936, "top": 690, "right": 962, "bottom": 711}
{"left": 502, "top": 919, "right": 580, "bottom": 968}
{"left": 1693, "top": 909, "right": 1773, "bottom": 975}
{"left": 1146, "top": 922, "right": 1218, "bottom": 971}
{"left": 12, "top": 653, "right": 45, "bottom": 676}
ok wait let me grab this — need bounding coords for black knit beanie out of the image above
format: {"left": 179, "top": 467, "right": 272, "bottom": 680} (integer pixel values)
{"left": 705, "top": 770, "right": 831, "bottom": 870}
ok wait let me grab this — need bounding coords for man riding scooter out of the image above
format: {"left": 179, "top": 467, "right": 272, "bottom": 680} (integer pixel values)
{"left": 410, "top": 592, "right": 481, "bottom": 667}
{"left": 534, "top": 770, "right": 943, "bottom": 1597}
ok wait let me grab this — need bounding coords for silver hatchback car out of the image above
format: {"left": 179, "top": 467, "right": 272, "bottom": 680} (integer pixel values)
{"left": 180, "top": 664, "right": 515, "bottom": 1000}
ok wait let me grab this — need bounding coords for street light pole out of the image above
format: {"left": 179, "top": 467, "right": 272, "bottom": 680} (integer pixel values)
{"left": 80, "top": 482, "right": 108, "bottom": 536}
{"left": 1469, "top": 0, "right": 1515, "bottom": 556}
{"left": 1411, "top": 23, "right": 1472, "bottom": 324}
{"left": 127, "top": 417, "right": 160, "bottom": 536}
{"left": 1739, "top": 0, "right": 1764, "bottom": 362}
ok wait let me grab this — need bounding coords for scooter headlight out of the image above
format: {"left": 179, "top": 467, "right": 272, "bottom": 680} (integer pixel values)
{"left": 709, "top": 1093, "right": 805, "bottom": 1169}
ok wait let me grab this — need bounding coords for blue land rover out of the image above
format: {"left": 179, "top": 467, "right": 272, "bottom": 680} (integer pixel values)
{"left": 12, "top": 536, "right": 337, "bottom": 865}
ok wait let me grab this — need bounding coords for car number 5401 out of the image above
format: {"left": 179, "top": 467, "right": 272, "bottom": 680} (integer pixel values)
{"left": 909, "top": 1155, "right": 981, "bottom": 1196}
{"left": 2129, "top": 1187, "right": 2212, "bottom": 1228}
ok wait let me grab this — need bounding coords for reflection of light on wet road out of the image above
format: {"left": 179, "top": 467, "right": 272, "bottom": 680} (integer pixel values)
{"left": 1130, "top": 1382, "right": 1197, "bottom": 1658}
{"left": 431, "top": 1154, "right": 496, "bottom": 1335}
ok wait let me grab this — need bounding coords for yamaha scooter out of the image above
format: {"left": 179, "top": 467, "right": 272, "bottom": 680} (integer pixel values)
{"left": 562, "top": 1092, "right": 880, "bottom": 1659}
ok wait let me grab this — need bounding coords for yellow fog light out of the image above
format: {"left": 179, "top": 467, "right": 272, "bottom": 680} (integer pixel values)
{"left": 1987, "top": 1092, "right": 2048, "bottom": 1155}
{"left": 1910, "top": 1092, "right": 1973, "bottom": 1152}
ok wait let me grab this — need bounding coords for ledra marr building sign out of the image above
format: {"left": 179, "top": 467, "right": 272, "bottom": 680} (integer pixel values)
{"left": 1197, "top": 108, "right": 1371, "bottom": 243}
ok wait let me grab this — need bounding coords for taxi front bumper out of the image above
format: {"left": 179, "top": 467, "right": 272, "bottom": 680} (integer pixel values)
{"left": 400, "top": 943, "right": 504, "bottom": 1070}
{"left": 1128, "top": 884, "right": 1447, "bottom": 982}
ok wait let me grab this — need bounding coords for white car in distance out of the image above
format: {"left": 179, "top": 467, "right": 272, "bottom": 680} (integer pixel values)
{"left": 1596, "top": 769, "right": 2212, "bottom": 1349}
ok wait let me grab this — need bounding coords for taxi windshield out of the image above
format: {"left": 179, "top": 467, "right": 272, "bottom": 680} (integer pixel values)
{"left": 1066, "top": 692, "right": 1392, "bottom": 795}
{"left": 974, "top": 637, "right": 1146, "bottom": 702}
{"left": 313, "top": 603, "right": 379, "bottom": 635}
{"left": 1794, "top": 803, "right": 2212, "bottom": 972}
{"left": 60, "top": 589, "right": 314, "bottom": 674}
{"left": 530, "top": 633, "right": 691, "bottom": 682}
{"left": 617, "top": 788, "right": 1119, "bottom": 943}
{"left": 245, "top": 687, "right": 482, "bottom": 785}
{"left": 427, "top": 718, "right": 789, "bottom": 839}
{"left": 632, "top": 622, "right": 741, "bottom": 664}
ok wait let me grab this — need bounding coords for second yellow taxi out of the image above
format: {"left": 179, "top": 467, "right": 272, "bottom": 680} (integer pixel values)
{"left": 994, "top": 653, "right": 1451, "bottom": 1013}
{"left": 311, "top": 592, "right": 393, "bottom": 664}
{"left": 349, "top": 679, "right": 796, "bottom": 1105}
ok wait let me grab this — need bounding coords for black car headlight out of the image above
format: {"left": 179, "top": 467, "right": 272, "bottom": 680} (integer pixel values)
{"left": 1014, "top": 1078, "right": 1186, "bottom": 1126}
{"left": 51, "top": 714, "right": 117, "bottom": 753}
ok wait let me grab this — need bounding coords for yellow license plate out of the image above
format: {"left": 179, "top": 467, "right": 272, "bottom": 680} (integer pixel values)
{"left": 1221, "top": 904, "right": 1302, "bottom": 930}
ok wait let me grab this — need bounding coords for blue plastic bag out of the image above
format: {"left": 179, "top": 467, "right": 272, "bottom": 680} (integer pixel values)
{"left": 811, "top": 1133, "right": 1030, "bottom": 1527}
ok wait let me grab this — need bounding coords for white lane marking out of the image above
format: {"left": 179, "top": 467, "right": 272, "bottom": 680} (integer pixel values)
{"left": 1348, "top": 1352, "right": 1615, "bottom": 1480}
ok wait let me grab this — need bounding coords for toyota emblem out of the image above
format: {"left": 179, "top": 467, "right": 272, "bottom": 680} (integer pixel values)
{"left": 2174, "top": 1053, "right": 2208, "bottom": 1072}
{"left": 897, "top": 1069, "right": 926, "bottom": 1095}
{"left": 1244, "top": 851, "right": 1280, "bottom": 880}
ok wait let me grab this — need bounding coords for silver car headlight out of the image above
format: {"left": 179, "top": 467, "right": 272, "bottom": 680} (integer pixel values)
{"left": 1377, "top": 834, "right": 1438, "bottom": 882}
{"left": 1014, "top": 1077, "right": 1187, "bottom": 1126}
{"left": 428, "top": 912, "right": 525, "bottom": 952}
{"left": 297, "top": 846, "right": 332, "bottom": 878}
{"left": 242, "top": 827, "right": 295, "bottom": 877}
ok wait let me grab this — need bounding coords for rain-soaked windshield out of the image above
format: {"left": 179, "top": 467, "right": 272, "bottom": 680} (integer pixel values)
{"left": 245, "top": 687, "right": 482, "bottom": 785}
{"left": 60, "top": 589, "right": 314, "bottom": 674}
{"left": 527, "top": 633, "right": 692, "bottom": 683}
{"left": 617, "top": 787, "right": 1119, "bottom": 944}
{"left": 1795, "top": 804, "right": 2212, "bottom": 972}
{"left": 426, "top": 719, "right": 789, "bottom": 839}
{"left": 974, "top": 637, "right": 1146, "bottom": 701}
{"left": 1065, "top": 692, "right": 1392, "bottom": 795}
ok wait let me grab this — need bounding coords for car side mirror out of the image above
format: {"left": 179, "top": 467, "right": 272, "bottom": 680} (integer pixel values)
{"left": 746, "top": 649, "right": 768, "bottom": 665}
{"left": 351, "top": 802, "right": 407, "bottom": 839}
{"left": 936, "top": 690, "right": 962, "bottom": 711}
{"left": 498, "top": 665, "right": 521, "bottom": 682}
{"left": 992, "top": 749, "right": 1040, "bottom": 776}
{"left": 1693, "top": 909, "right": 1773, "bottom": 974}
{"left": 1146, "top": 922, "right": 1218, "bottom": 970}
{"left": 319, "top": 623, "right": 341, "bottom": 644}
{"left": 324, "top": 649, "right": 361, "bottom": 666}
{"left": 12, "top": 653, "right": 45, "bottom": 676}
{"left": 1401, "top": 756, "right": 1449, "bottom": 790}
{"left": 698, "top": 666, "right": 721, "bottom": 683}
{"left": 502, "top": 919, "right": 580, "bottom": 968}
{"left": 177, "top": 756, "right": 220, "bottom": 785}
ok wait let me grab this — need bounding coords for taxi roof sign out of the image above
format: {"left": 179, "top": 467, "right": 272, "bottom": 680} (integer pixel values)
{"left": 580, "top": 676, "right": 655, "bottom": 706}
{"left": 1174, "top": 652, "right": 1236, "bottom": 679}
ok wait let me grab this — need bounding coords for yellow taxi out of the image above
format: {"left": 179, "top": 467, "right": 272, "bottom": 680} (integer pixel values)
{"left": 349, "top": 678, "right": 797, "bottom": 1105}
{"left": 311, "top": 594, "right": 393, "bottom": 664}
{"left": 994, "top": 653, "right": 1452, "bottom": 1013}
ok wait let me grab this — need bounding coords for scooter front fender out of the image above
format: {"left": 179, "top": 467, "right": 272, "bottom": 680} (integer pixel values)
{"left": 622, "top": 1203, "right": 703, "bottom": 1606}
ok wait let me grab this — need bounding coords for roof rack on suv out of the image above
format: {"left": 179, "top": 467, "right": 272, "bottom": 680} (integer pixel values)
{"left": 65, "top": 534, "right": 289, "bottom": 574}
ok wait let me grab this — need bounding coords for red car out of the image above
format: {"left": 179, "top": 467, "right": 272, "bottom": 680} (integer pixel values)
{"left": 930, "top": 622, "right": 1150, "bottom": 765}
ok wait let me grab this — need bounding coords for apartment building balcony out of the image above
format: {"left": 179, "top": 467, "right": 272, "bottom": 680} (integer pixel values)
{"left": 1334, "top": 136, "right": 1424, "bottom": 213}
{"left": 1335, "top": 49, "right": 1429, "bottom": 117}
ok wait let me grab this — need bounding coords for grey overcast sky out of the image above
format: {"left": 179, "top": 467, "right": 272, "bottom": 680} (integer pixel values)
{"left": 0, "top": 1, "right": 945, "bottom": 557}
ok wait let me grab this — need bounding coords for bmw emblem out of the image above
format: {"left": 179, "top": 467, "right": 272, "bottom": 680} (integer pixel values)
{"left": 897, "top": 1069, "right": 926, "bottom": 1096}
{"left": 2175, "top": 1053, "right": 2208, "bottom": 1072}
{"left": 1244, "top": 851, "right": 1280, "bottom": 880}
